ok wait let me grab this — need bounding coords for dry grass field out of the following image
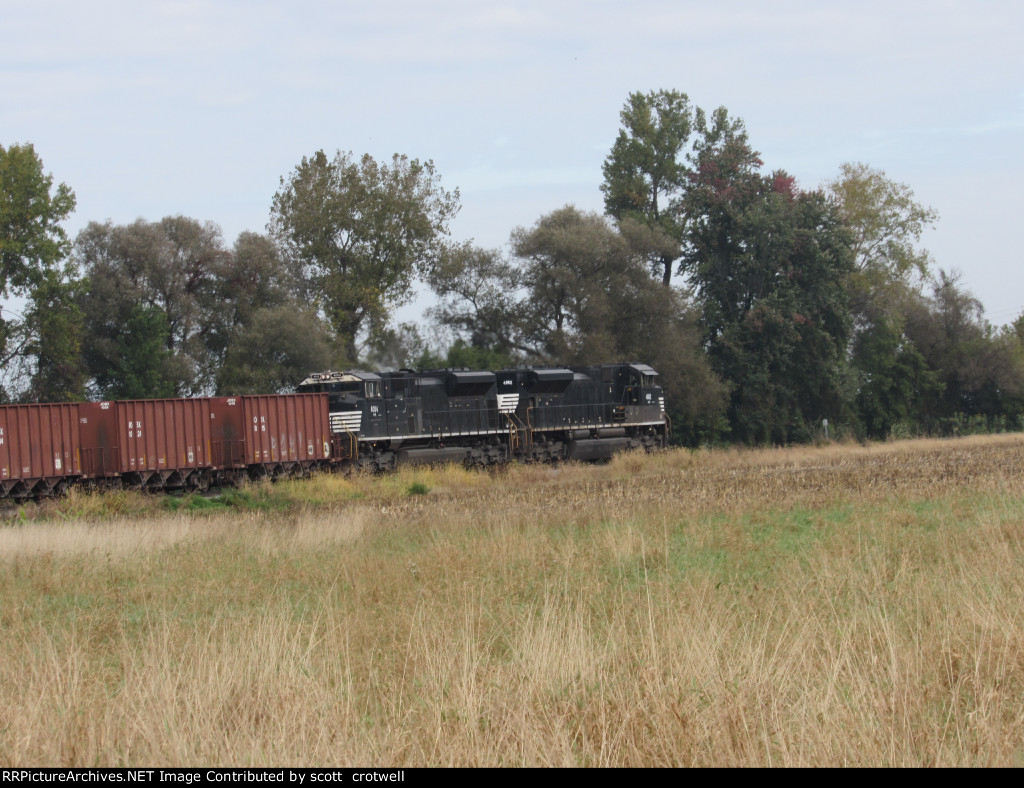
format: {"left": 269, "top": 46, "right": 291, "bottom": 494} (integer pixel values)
{"left": 2, "top": 435, "right": 1024, "bottom": 766}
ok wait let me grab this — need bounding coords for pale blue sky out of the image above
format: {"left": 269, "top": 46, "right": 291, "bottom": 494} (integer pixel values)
{"left": 4, "top": 0, "right": 1022, "bottom": 324}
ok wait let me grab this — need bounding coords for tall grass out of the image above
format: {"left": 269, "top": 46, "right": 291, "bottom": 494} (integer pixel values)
{"left": 2, "top": 436, "right": 1024, "bottom": 765}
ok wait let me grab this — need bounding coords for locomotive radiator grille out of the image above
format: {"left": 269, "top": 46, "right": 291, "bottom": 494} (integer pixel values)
{"left": 330, "top": 411, "right": 362, "bottom": 434}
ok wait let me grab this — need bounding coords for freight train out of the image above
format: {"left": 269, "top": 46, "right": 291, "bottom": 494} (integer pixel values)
{"left": 0, "top": 362, "right": 668, "bottom": 501}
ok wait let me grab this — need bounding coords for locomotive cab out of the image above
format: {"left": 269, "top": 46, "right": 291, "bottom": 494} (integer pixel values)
{"left": 625, "top": 363, "right": 662, "bottom": 411}
{"left": 297, "top": 370, "right": 385, "bottom": 438}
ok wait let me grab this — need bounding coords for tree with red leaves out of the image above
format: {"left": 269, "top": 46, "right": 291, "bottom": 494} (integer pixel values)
{"left": 684, "top": 135, "right": 855, "bottom": 444}
{"left": 601, "top": 90, "right": 747, "bottom": 286}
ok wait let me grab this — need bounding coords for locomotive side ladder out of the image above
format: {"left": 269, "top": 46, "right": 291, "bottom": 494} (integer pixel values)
{"left": 505, "top": 412, "right": 530, "bottom": 456}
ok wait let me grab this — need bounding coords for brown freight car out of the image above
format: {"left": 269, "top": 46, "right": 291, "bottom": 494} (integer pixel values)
{"left": 0, "top": 403, "right": 81, "bottom": 499}
{"left": 209, "top": 394, "right": 332, "bottom": 483}
{"left": 4, "top": 393, "right": 333, "bottom": 501}
{"left": 78, "top": 398, "right": 213, "bottom": 491}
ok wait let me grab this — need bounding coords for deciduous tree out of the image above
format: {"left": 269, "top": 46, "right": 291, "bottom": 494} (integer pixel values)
{"left": 427, "top": 242, "right": 528, "bottom": 360}
{"left": 19, "top": 271, "right": 88, "bottom": 402}
{"left": 269, "top": 150, "right": 460, "bottom": 362}
{"left": 216, "top": 304, "right": 338, "bottom": 395}
{"left": 903, "top": 270, "right": 1024, "bottom": 431}
{"left": 826, "top": 163, "right": 942, "bottom": 437}
{"left": 205, "top": 232, "right": 338, "bottom": 394}
{"left": 0, "top": 143, "right": 77, "bottom": 399}
{"left": 601, "top": 90, "right": 746, "bottom": 285}
{"left": 75, "top": 217, "right": 226, "bottom": 397}
{"left": 686, "top": 140, "right": 855, "bottom": 443}
{"left": 827, "top": 162, "right": 937, "bottom": 311}
{"left": 0, "top": 143, "right": 76, "bottom": 300}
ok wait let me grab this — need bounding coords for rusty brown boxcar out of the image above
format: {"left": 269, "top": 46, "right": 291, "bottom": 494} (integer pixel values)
{"left": 0, "top": 403, "right": 81, "bottom": 499}
{"left": 78, "top": 398, "right": 213, "bottom": 491}
{"left": 208, "top": 394, "right": 331, "bottom": 481}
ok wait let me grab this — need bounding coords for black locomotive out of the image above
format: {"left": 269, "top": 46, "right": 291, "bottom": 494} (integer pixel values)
{"left": 296, "top": 362, "right": 669, "bottom": 471}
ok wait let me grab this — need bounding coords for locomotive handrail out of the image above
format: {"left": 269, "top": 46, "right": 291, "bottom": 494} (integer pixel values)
{"left": 522, "top": 400, "right": 664, "bottom": 430}
{"left": 505, "top": 411, "right": 530, "bottom": 453}
{"left": 343, "top": 429, "right": 358, "bottom": 463}
{"left": 505, "top": 413, "right": 519, "bottom": 451}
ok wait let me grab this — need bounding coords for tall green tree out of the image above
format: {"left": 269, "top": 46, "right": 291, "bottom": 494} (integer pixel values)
{"left": 510, "top": 206, "right": 639, "bottom": 362}
{"left": 849, "top": 282, "right": 941, "bottom": 438}
{"left": 269, "top": 150, "right": 460, "bottom": 362}
{"left": 76, "top": 221, "right": 335, "bottom": 397}
{"left": 826, "top": 163, "right": 941, "bottom": 438}
{"left": 0, "top": 143, "right": 76, "bottom": 301}
{"left": 19, "top": 271, "right": 88, "bottom": 402}
{"left": 205, "top": 232, "right": 338, "bottom": 394}
{"left": 216, "top": 304, "right": 338, "bottom": 395}
{"left": 902, "top": 270, "right": 1024, "bottom": 431}
{"left": 427, "top": 242, "right": 529, "bottom": 360}
{"left": 827, "top": 162, "right": 938, "bottom": 311}
{"left": 75, "top": 217, "right": 227, "bottom": 397}
{"left": 0, "top": 143, "right": 77, "bottom": 398}
{"left": 601, "top": 90, "right": 746, "bottom": 285}
{"left": 104, "top": 305, "right": 177, "bottom": 400}
{"left": 685, "top": 138, "right": 855, "bottom": 443}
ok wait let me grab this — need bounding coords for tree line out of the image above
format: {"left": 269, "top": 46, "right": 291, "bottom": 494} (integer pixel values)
{"left": 4, "top": 89, "right": 1024, "bottom": 445}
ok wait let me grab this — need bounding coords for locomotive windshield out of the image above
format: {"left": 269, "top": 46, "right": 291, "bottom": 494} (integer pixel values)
{"left": 326, "top": 381, "right": 361, "bottom": 394}
{"left": 628, "top": 364, "right": 659, "bottom": 387}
